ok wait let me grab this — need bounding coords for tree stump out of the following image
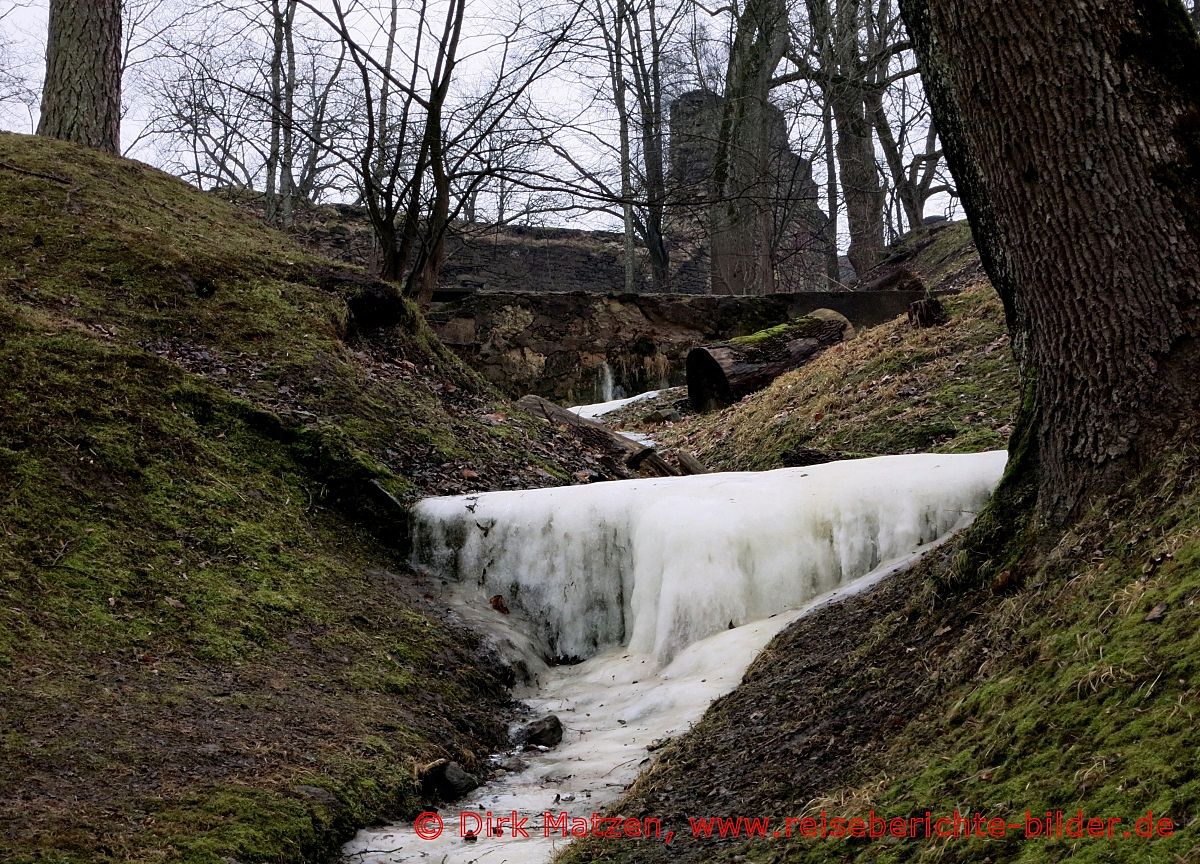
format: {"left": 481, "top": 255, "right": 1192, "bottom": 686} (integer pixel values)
{"left": 908, "top": 296, "right": 948, "bottom": 328}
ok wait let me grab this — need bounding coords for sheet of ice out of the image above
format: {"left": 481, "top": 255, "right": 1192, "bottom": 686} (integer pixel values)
{"left": 414, "top": 451, "right": 1007, "bottom": 663}
{"left": 616, "top": 430, "right": 656, "bottom": 447}
{"left": 568, "top": 389, "right": 662, "bottom": 420}
{"left": 341, "top": 548, "right": 938, "bottom": 864}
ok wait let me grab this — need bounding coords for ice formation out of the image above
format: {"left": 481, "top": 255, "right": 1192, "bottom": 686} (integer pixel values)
{"left": 413, "top": 451, "right": 1008, "bottom": 663}
{"left": 568, "top": 388, "right": 662, "bottom": 419}
{"left": 343, "top": 551, "right": 932, "bottom": 864}
{"left": 346, "top": 451, "right": 1008, "bottom": 863}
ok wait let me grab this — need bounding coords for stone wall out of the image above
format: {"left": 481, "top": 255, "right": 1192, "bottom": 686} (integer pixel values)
{"left": 427, "top": 290, "right": 941, "bottom": 403}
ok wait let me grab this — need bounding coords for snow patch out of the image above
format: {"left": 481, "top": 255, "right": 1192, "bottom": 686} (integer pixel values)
{"left": 568, "top": 389, "right": 662, "bottom": 419}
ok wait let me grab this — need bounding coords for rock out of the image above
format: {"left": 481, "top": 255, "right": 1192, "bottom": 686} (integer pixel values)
{"left": 514, "top": 714, "right": 564, "bottom": 749}
{"left": 644, "top": 408, "right": 682, "bottom": 423}
{"left": 489, "top": 594, "right": 510, "bottom": 614}
{"left": 1144, "top": 602, "right": 1168, "bottom": 623}
{"left": 419, "top": 759, "right": 480, "bottom": 799}
{"left": 496, "top": 755, "right": 529, "bottom": 772}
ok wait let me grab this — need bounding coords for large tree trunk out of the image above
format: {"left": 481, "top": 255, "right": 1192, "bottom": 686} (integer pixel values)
{"left": 900, "top": 0, "right": 1200, "bottom": 523}
{"left": 710, "top": 0, "right": 788, "bottom": 296}
{"left": 37, "top": 0, "right": 122, "bottom": 154}
{"left": 831, "top": 90, "right": 885, "bottom": 278}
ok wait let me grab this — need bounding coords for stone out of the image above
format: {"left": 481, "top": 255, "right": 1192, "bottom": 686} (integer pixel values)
{"left": 419, "top": 759, "right": 480, "bottom": 799}
{"left": 496, "top": 755, "right": 529, "bottom": 772}
{"left": 514, "top": 714, "right": 564, "bottom": 749}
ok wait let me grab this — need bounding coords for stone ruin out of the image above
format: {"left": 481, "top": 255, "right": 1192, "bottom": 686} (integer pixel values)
{"left": 667, "top": 90, "right": 834, "bottom": 295}
{"left": 280, "top": 91, "right": 834, "bottom": 298}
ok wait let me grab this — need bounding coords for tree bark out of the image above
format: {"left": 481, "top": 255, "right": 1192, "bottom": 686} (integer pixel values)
{"left": 37, "top": 0, "right": 122, "bottom": 154}
{"left": 900, "top": 0, "right": 1200, "bottom": 522}
{"left": 831, "top": 90, "right": 885, "bottom": 278}
{"left": 710, "top": 0, "right": 788, "bottom": 295}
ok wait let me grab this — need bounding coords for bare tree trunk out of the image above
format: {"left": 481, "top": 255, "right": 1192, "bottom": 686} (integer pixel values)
{"left": 628, "top": 0, "right": 675, "bottom": 291}
{"left": 901, "top": 0, "right": 1200, "bottom": 522}
{"left": 280, "top": 0, "right": 298, "bottom": 227}
{"left": 711, "top": 0, "right": 788, "bottom": 295}
{"left": 602, "top": 0, "right": 638, "bottom": 294}
{"left": 265, "top": 0, "right": 284, "bottom": 223}
{"left": 831, "top": 89, "right": 885, "bottom": 277}
{"left": 867, "top": 88, "right": 922, "bottom": 230}
{"left": 38, "top": 0, "right": 122, "bottom": 153}
{"left": 821, "top": 98, "right": 841, "bottom": 284}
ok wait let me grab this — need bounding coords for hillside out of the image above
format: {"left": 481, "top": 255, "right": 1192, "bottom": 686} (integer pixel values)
{"left": 0, "top": 133, "right": 618, "bottom": 864}
{"left": 557, "top": 229, "right": 1200, "bottom": 864}
{"left": 657, "top": 221, "right": 1020, "bottom": 469}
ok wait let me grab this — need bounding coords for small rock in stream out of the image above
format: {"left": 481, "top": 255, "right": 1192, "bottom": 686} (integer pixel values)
{"left": 513, "top": 714, "right": 564, "bottom": 748}
{"left": 419, "top": 758, "right": 480, "bottom": 799}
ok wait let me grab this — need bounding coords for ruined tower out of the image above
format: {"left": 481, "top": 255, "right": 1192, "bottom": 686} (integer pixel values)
{"left": 667, "top": 90, "right": 832, "bottom": 294}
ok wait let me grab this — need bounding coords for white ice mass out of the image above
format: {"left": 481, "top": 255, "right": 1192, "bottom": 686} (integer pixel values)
{"left": 568, "top": 389, "right": 662, "bottom": 419}
{"left": 345, "top": 451, "right": 1008, "bottom": 864}
{"left": 414, "top": 451, "right": 1008, "bottom": 663}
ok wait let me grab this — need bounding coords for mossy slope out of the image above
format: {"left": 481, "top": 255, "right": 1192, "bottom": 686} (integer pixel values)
{"left": 0, "top": 133, "right": 587, "bottom": 863}
{"left": 663, "top": 223, "right": 1018, "bottom": 469}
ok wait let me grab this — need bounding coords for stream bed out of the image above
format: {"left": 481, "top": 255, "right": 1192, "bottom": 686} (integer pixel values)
{"left": 343, "top": 451, "right": 1007, "bottom": 863}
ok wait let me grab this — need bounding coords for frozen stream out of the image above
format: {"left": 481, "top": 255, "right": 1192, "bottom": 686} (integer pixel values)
{"left": 342, "top": 451, "right": 1008, "bottom": 863}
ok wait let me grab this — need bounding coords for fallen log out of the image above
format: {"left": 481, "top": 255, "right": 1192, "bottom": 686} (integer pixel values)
{"left": 686, "top": 309, "right": 853, "bottom": 412}
{"left": 516, "top": 394, "right": 679, "bottom": 477}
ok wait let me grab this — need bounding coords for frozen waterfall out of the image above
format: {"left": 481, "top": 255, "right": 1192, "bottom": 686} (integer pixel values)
{"left": 346, "top": 451, "right": 1008, "bottom": 864}
{"left": 413, "top": 451, "right": 1008, "bottom": 664}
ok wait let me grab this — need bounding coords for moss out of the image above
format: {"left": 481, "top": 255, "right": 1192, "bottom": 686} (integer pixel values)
{"left": 945, "top": 376, "right": 1041, "bottom": 590}
{"left": 0, "top": 134, "right": 524, "bottom": 864}
{"left": 729, "top": 315, "right": 830, "bottom": 346}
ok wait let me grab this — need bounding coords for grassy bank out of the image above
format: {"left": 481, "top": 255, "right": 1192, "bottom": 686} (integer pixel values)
{"left": 661, "top": 223, "right": 1019, "bottom": 469}
{"left": 0, "top": 133, "right": 599, "bottom": 863}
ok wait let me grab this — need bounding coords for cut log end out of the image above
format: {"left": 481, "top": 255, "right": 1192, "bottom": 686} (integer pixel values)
{"left": 686, "top": 310, "right": 852, "bottom": 412}
{"left": 908, "top": 297, "right": 948, "bottom": 328}
{"left": 686, "top": 347, "right": 733, "bottom": 413}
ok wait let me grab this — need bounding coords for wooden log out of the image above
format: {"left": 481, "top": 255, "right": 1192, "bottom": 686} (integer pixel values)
{"left": 674, "top": 449, "right": 708, "bottom": 475}
{"left": 516, "top": 394, "right": 679, "bottom": 477}
{"left": 686, "top": 309, "right": 852, "bottom": 412}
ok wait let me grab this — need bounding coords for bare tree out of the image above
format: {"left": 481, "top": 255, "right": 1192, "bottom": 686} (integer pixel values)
{"left": 38, "top": 0, "right": 123, "bottom": 153}
{"left": 295, "top": 0, "right": 577, "bottom": 302}
{"left": 709, "top": 0, "right": 789, "bottom": 294}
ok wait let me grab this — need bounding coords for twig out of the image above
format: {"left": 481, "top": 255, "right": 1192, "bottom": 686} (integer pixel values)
{"left": 0, "top": 160, "right": 71, "bottom": 185}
